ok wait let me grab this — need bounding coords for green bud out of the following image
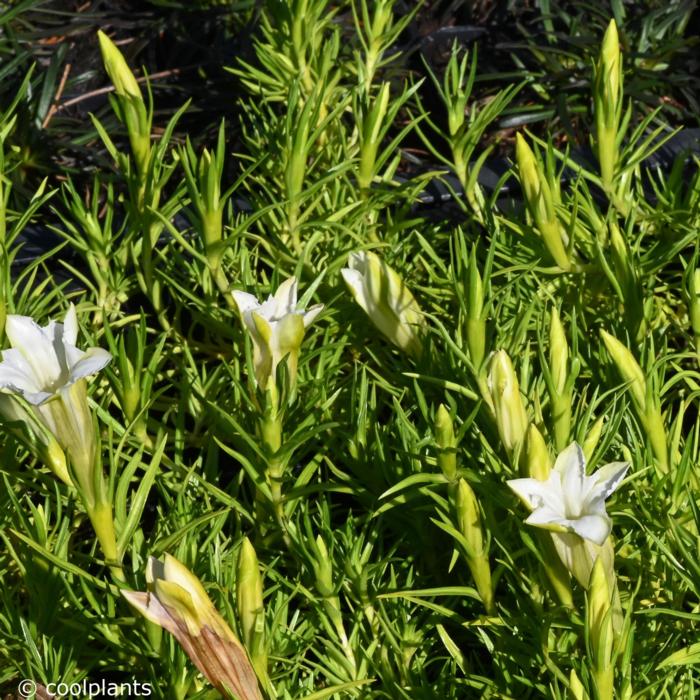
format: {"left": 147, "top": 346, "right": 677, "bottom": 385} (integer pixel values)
{"left": 454, "top": 478, "right": 494, "bottom": 614}
{"left": 587, "top": 555, "right": 615, "bottom": 699}
{"left": 313, "top": 535, "right": 335, "bottom": 598}
{"left": 582, "top": 415, "right": 605, "bottom": 463}
{"left": 359, "top": 82, "right": 391, "bottom": 192}
{"left": 525, "top": 424, "right": 551, "bottom": 481}
{"left": 488, "top": 350, "right": 529, "bottom": 456}
{"left": 549, "top": 307, "right": 572, "bottom": 450}
{"left": 569, "top": 669, "right": 587, "bottom": 700}
{"left": 455, "top": 479, "right": 483, "bottom": 558}
{"left": 237, "top": 537, "right": 267, "bottom": 685}
{"left": 594, "top": 20, "right": 622, "bottom": 189}
{"left": 549, "top": 308, "right": 568, "bottom": 395}
{"left": 466, "top": 246, "right": 486, "bottom": 368}
{"left": 97, "top": 31, "right": 142, "bottom": 100}
{"left": 600, "top": 330, "right": 646, "bottom": 410}
{"left": 435, "top": 404, "right": 458, "bottom": 482}
{"left": 516, "top": 133, "right": 571, "bottom": 271}
{"left": 97, "top": 30, "right": 151, "bottom": 176}
{"left": 688, "top": 265, "right": 700, "bottom": 339}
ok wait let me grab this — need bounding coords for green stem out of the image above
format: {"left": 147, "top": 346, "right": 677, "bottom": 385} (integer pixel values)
{"left": 87, "top": 500, "right": 125, "bottom": 582}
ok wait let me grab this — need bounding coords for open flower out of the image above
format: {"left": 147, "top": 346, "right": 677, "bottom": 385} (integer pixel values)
{"left": 232, "top": 277, "right": 323, "bottom": 390}
{"left": 123, "top": 554, "right": 263, "bottom": 700}
{"left": 341, "top": 251, "right": 425, "bottom": 358}
{"left": 0, "top": 304, "right": 111, "bottom": 405}
{"left": 507, "top": 442, "right": 628, "bottom": 546}
{"left": 0, "top": 305, "right": 111, "bottom": 488}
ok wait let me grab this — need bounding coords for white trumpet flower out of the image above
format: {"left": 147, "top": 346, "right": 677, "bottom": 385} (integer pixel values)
{"left": 232, "top": 277, "right": 323, "bottom": 390}
{"left": 507, "top": 442, "right": 628, "bottom": 546}
{"left": 0, "top": 304, "right": 111, "bottom": 405}
{"left": 0, "top": 304, "right": 111, "bottom": 496}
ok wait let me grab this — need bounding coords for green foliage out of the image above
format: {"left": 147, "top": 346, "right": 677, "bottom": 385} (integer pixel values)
{"left": 1, "top": 1, "right": 699, "bottom": 699}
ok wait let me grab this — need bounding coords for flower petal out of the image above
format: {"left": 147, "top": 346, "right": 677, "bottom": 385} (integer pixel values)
{"left": 232, "top": 291, "right": 261, "bottom": 316}
{"left": 524, "top": 506, "right": 568, "bottom": 528}
{"left": 5, "top": 314, "right": 63, "bottom": 390}
{"left": 592, "top": 461, "right": 629, "bottom": 500}
{"left": 273, "top": 277, "right": 298, "bottom": 316}
{"left": 63, "top": 304, "right": 79, "bottom": 346}
{"left": 69, "top": 347, "right": 112, "bottom": 381}
{"left": 302, "top": 303, "right": 324, "bottom": 328}
{"left": 567, "top": 513, "right": 611, "bottom": 545}
{"left": 556, "top": 442, "right": 586, "bottom": 514}
{"left": 0, "top": 349, "right": 42, "bottom": 395}
{"left": 507, "top": 476, "right": 563, "bottom": 513}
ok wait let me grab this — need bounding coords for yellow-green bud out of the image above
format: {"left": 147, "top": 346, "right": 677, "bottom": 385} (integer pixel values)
{"left": 600, "top": 330, "right": 646, "bottom": 410}
{"left": 454, "top": 478, "right": 484, "bottom": 558}
{"left": 97, "top": 31, "right": 142, "bottom": 100}
{"left": 466, "top": 246, "right": 486, "bottom": 368}
{"left": 97, "top": 30, "right": 151, "bottom": 175}
{"left": 515, "top": 134, "right": 571, "bottom": 271}
{"left": 569, "top": 669, "right": 587, "bottom": 700}
{"left": 454, "top": 478, "right": 494, "bottom": 614}
{"left": 595, "top": 20, "right": 622, "bottom": 188}
{"left": 237, "top": 537, "right": 265, "bottom": 656}
{"left": 488, "top": 350, "right": 529, "bottom": 455}
{"left": 313, "top": 535, "right": 335, "bottom": 598}
{"left": 549, "top": 307, "right": 573, "bottom": 450}
{"left": 582, "top": 415, "right": 605, "bottom": 462}
{"left": 525, "top": 424, "right": 551, "bottom": 481}
{"left": 435, "top": 404, "right": 458, "bottom": 482}
{"left": 587, "top": 555, "right": 615, "bottom": 698}
{"left": 549, "top": 308, "right": 568, "bottom": 395}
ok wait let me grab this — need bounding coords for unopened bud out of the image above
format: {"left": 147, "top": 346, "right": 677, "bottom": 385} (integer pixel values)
{"left": 525, "top": 424, "right": 551, "bottom": 481}
{"left": 488, "top": 350, "right": 529, "bottom": 455}
{"left": 435, "top": 404, "right": 458, "bottom": 481}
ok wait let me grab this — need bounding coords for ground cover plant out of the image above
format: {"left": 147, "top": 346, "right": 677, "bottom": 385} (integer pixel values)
{"left": 1, "top": 0, "right": 699, "bottom": 698}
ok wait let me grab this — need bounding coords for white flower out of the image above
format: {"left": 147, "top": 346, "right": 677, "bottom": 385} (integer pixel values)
{"left": 232, "top": 277, "right": 323, "bottom": 390}
{"left": 0, "top": 304, "right": 111, "bottom": 405}
{"left": 507, "top": 442, "right": 628, "bottom": 545}
{"left": 341, "top": 251, "right": 424, "bottom": 358}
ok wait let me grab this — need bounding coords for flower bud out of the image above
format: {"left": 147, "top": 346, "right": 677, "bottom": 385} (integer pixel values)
{"left": 465, "top": 246, "right": 486, "bottom": 368}
{"left": 435, "top": 404, "right": 458, "bottom": 482}
{"left": 594, "top": 20, "right": 622, "bottom": 189}
{"left": 587, "top": 555, "right": 615, "bottom": 699}
{"left": 342, "top": 251, "right": 425, "bottom": 358}
{"left": 97, "top": 31, "right": 142, "bottom": 100}
{"left": 688, "top": 263, "right": 700, "bottom": 361}
{"left": 582, "top": 415, "right": 605, "bottom": 462}
{"left": 488, "top": 350, "right": 529, "bottom": 455}
{"left": 454, "top": 478, "right": 493, "bottom": 613}
{"left": 548, "top": 307, "right": 573, "bottom": 450}
{"left": 312, "top": 535, "right": 335, "bottom": 598}
{"left": 516, "top": 134, "right": 571, "bottom": 271}
{"left": 689, "top": 267, "right": 700, "bottom": 336}
{"left": 124, "top": 554, "right": 263, "bottom": 700}
{"left": 525, "top": 424, "right": 551, "bottom": 481}
{"left": 600, "top": 330, "right": 646, "bottom": 410}
{"left": 549, "top": 308, "right": 568, "bottom": 395}
{"left": 237, "top": 538, "right": 265, "bottom": 655}
{"left": 97, "top": 30, "right": 151, "bottom": 176}
{"left": 569, "top": 669, "right": 587, "bottom": 700}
